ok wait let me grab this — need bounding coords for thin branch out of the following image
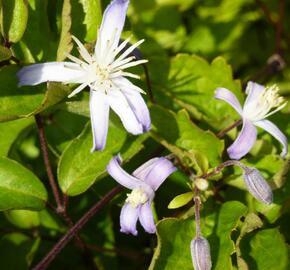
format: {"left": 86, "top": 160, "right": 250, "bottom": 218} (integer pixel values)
{"left": 216, "top": 119, "right": 242, "bottom": 138}
{"left": 193, "top": 187, "right": 201, "bottom": 237}
{"left": 275, "top": 0, "right": 285, "bottom": 54}
{"left": 255, "top": 0, "right": 275, "bottom": 25}
{"left": 35, "top": 114, "right": 63, "bottom": 210}
{"left": 142, "top": 63, "right": 155, "bottom": 103}
{"left": 32, "top": 185, "right": 123, "bottom": 270}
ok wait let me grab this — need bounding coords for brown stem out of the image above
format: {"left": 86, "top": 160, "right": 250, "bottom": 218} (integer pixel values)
{"left": 216, "top": 119, "right": 242, "bottom": 138}
{"left": 275, "top": 0, "right": 285, "bottom": 54}
{"left": 32, "top": 185, "right": 123, "bottom": 270}
{"left": 142, "top": 63, "right": 155, "bottom": 103}
{"left": 255, "top": 0, "right": 275, "bottom": 25}
{"left": 35, "top": 115, "right": 63, "bottom": 210}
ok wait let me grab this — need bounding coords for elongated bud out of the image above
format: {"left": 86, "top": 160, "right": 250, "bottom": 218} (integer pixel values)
{"left": 243, "top": 167, "right": 273, "bottom": 204}
{"left": 190, "top": 236, "right": 212, "bottom": 270}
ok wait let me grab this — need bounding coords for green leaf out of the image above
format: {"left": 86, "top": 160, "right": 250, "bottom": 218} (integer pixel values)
{"left": 155, "top": 54, "right": 242, "bottom": 130}
{"left": 149, "top": 218, "right": 195, "bottom": 269}
{"left": 249, "top": 228, "right": 289, "bottom": 270}
{"left": 168, "top": 192, "right": 193, "bottom": 209}
{"left": 79, "top": 0, "right": 102, "bottom": 42}
{"left": 0, "top": 157, "right": 47, "bottom": 211}
{"left": 213, "top": 201, "right": 247, "bottom": 270}
{"left": 0, "top": 45, "right": 12, "bottom": 61}
{"left": 150, "top": 105, "right": 224, "bottom": 172}
{"left": 5, "top": 209, "right": 40, "bottom": 229}
{"left": 0, "top": 118, "right": 33, "bottom": 156}
{"left": 0, "top": 0, "right": 29, "bottom": 43}
{"left": 0, "top": 66, "right": 70, "bottom": 122}
{"left": 58, "top": 121, "right": 147, "bottom": 196}
{"left": 57, "top": 0, "right": 73, "bottom": 61}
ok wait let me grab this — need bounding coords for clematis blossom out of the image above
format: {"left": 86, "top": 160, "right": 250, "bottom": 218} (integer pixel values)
{"left": 215, "top": 81, "right": 288, "bottom": 160}
{"left": 17, "top": 0, "right": 150, "bottom": 151}
{"left": 107, "top": 155, "right": 176, "bottom": 235}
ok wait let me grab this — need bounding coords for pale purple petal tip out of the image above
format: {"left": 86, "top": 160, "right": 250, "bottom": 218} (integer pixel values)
{"left": 228, "top": 119, "right": 257, "bottom": 160}
{"left": 215, "top": 87, "right": 243, "bottom": 116}
{"left": 17, "top": 62, "right": 85, "bottom": 86}
{"left": 139, "top": 202, "right": 156, "bottom": 234}
{"left": 244, "top": 81, "right": 265, "bottom": 106}
{"left": 143, "top": 157, "right": 176, "bottom": 191}
{"left": 90, "top": 90, "right": 109, "bottom": 152}
{"left": 107, "top": 155, "right": 141, "bottom": 189}
{"left": 120, "top": 203, "right": 139, "bottom": 236}
{"left": 255, "top": 120, "right": 288, "bottom": 157}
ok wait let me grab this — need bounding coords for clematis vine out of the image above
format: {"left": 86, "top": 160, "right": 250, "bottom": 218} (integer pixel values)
{"left": 107, "top": 155, "right": 176, "bottom": 235}
{"left": 17, "top": 0, "right": 150, "bottom": 151}
{"left": 215, "top": 81, "right": 288, "bottom": 160}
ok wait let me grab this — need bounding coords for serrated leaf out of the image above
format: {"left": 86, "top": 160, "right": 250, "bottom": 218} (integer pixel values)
{"left": 213, "top": 201, "right": 247, "bottom": 270}
{"left": 150, "top": 104, "right": 223, "bottom": 173}
{"left": 58, "top": 121, "right": 147, "bottom": 196}
{"left": 57, "top": 0, "right": 72, "bottom": 61}
{"left": 0, "top": 157, "right": 47, "bottom": 211}
{"left": 1, "top": 0, "right": 29, "bottom": 43}
{"left": 155, "top": 54, "right": 242, "bottom": 130}
{"left": 168, "top": 192, "right": 193, "bottom": 209}
{"left": 249, "top": 228, "right": 289, "bottom": 270}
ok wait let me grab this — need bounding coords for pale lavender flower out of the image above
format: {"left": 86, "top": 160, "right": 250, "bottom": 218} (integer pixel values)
{"left": 107, "top": 155, "right": 176, "bottom": 235}
{"left": 243, "top": 167, "right": 273, "bottom": 204}
{"left": 17, "top": 0, "right": 150, "bottom": 151}
{"left": 190, "top": 236, "right": 212, "bottom": 270}
{"left": 215, "top": 81, "right": 287, "bottom": 160}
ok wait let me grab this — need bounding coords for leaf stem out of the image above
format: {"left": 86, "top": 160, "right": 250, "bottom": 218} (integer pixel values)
{"left": 216, "top": 119, "right": 242, "bottom": 138}
{"left": 35, "top": 114, "right": 63, "bottom": 211}
{"left": 32, "top": 185, "right": 123, "bottom": 270}
{"left": 193, "top": 187, "right": 201, "bottom": 237}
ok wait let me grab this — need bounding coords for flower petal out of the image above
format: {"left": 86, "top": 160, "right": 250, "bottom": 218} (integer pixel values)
{"left": 96, "top": 0, "right": 129, "bottom": 54}
{"left": 244, "top": 81, "right": 265, "bottom": 107}
{"left": 90, "top": 90, "right": 110, "bottom": 151}
{"left": 227, "top": 119, "right": 257, "bottom": 160}
{"left": 139, "top": 202, "right": 156, "bottom": 234}
{"left": 190, "top": 236, "right": 212, "bottom": 270}
{"left": 17, "top": 62, "right": 86, "bottom": 86}
{"left": 107, "top": 155, "right": 141, "bottom": 189}
{"left": 120, "top": 203, "right": 139, "bottom": 236}
{"left": 115, "top": 78, "right": 151, "bottom": 132}
{"left": 132, "top": 158, "right": 160, "bottom": 179}
{"left": 215, "top": 87, "right": 243, "bottom": 116}
{"left": 107, "top": 89, "right": 144, "bottom": 135}
{"left": 142, "top": 158, "right": 176, "bottom": 191}
{"left": 255, "top": 119, "right": 288, "bottom": 157}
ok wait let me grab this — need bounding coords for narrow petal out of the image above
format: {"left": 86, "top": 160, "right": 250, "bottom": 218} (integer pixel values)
{"left": 255, "top": 119, "right": 288, "bottom": 157}
{"left": 115, "top": 78, "right": 151, "bottom": 132}
{"left": 139, "top": 202, "right": 156, "bottom": 234}
{"left": 107, "top": 155, "right": 141, "bottom": 189}
{"left": 90, "top": 90, "right": 110, "bottom": 151}
{"left": 132, "top": 158, "right": 160, "bottom": 179}
{"left": 244, "top": 81, "right": 265, "bottom": 107}
{"left": 142, "top": 158, "right": 176, "bottom": 191}
{"left": 227, "top": 119, "right": 257, "bottom": 160}
{"left": 17, "top": 62, "right": 86, "bottom": 86}
{"left": 107, "top": 89, "right": 144, "bottom": 135}
{"left": 96, "top": 0, "right": 129, "bottom": 54}
{"left": 215, "top": 87, "right": 243, "bottom": 116}
{"left": 120, "top": 203, "right": 139, "bottom": 236}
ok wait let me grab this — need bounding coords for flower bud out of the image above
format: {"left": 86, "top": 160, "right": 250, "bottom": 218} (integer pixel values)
{"left": 195, "top": 178, "right": 209, "bottom": 191}
{"left": 190, "top": 236, "right": 212, "bottom": 270}
{"left": 243, "top": 168, "right": 273, "bottom": 205}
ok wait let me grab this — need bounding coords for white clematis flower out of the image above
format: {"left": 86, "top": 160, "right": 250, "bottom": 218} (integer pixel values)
{"left": 17, "top": 0, "right": 151, "bottom": 151}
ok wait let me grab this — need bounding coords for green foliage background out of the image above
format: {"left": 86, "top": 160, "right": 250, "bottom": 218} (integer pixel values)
{"left": 0, "top": 0, "right": 289, "bottom": 269}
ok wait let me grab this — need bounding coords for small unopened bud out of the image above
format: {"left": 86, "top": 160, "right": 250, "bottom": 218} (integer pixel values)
{"left": 243, "top": 168, "right": 273, "bottom": 205}
{"left": 190, "top": 236, "right": 212, "bottom": 270}
{"left": 195, "top": 178, "right": 209, "bottom": 191}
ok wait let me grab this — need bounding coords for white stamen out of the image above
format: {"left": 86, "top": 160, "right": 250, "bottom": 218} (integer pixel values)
{"left": 243, "top": 85, "right": 287, "bottom": 122}
{"left": 125, "top": 188, "right": 148, "bottom": 208}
